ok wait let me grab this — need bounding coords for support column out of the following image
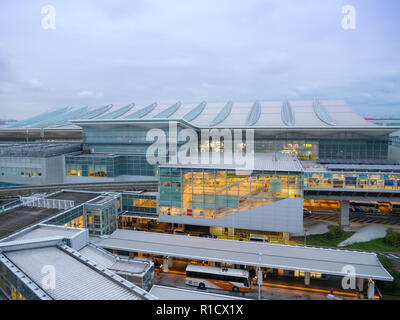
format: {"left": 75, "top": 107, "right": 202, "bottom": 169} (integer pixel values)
{"left": 162, "top": 257, "right": 170, "bottom": 272}
{"left": 367, "top": 280, "right": 375, "bottom": 300}
{"left": 340, "top": 200, "right": 350, "bottom": 231}
{"left": 357, "top": 278, "right": 364, "bottom": 292}
{"left": 304, "top": 272, "right": 310, "bottom": 286}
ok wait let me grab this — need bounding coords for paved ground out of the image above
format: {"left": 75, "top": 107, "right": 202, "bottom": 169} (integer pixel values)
{"left": 304, "top": 210, "right": 400, "bottom": 227}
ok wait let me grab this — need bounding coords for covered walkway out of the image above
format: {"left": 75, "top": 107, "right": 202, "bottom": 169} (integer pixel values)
{"left": 94, "top": 230, "right": 393, "bottom": 281}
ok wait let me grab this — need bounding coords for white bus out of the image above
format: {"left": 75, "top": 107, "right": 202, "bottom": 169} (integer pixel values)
{"left": 185, "top": 264, "right": 251, "bottom": 293}
{"left": 349, "top": 201, "right": 379, "bottom": 214}
{"left": 390, "top": 202, "right": 400, "bottom": 214}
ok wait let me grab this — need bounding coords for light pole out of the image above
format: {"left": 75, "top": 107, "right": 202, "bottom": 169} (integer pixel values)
{"left": 232, "top": 210, "right": 235, "bottom": 240}
{"left": 258, "top": 252, "right": 262, "bottom": 300}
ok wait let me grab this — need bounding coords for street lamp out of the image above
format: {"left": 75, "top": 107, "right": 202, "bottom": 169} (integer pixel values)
{"left": 258, "top": 252, "right": 262, "bottom": 300}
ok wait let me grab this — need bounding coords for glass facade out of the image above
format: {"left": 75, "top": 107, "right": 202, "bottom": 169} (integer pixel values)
{"left": 159, "top": 167, "right": 303, "bottom": 219}
{"left": 122, "top": 193, "right": 157, "bottom": 215}
{"left": 65, "top": 154, "right": 156, "bottom": 177}
{"left": 0, "top": 260, "right": 40, "bottom": 300}
{"left": 199, "top": 133, "right": 388, "bottom": 161}
{"left": 86, "top": 204, "right": 118, "bottom": 236}
{"left": 254, "top": 141, "right": 318, "bottom": 160}
{"left": 85, "top": 195, "right": 121, "bottom": 236}
{"left": 0, "top": 157, "right": 42, "bottom": 178}
{"left": 46, "top": 205, "right": 85, "bottom": 226}
{"left": 305, "top": 172, "right": 400, "bottom": 190}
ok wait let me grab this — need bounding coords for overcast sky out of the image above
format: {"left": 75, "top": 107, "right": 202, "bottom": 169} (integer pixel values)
{"left": 0, "top": 0, "right": 399, "bottom": 120}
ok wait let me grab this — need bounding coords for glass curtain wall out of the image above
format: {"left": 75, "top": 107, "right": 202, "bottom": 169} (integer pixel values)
{"left": 305, "top": 172, "right": 400, "bottom": 190}
{"left": 159, "top": 167, "right": 302, "bottom": 218}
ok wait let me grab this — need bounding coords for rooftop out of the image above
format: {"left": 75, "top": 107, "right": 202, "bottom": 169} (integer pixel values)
{"left": 160, "top": 152, "right": 304, "bottom": 172}
{"left": 47, "top": 190, "right": 101, "bottom": 205}
{"left": 0, "top": 143, "right": 81, "bottom": 158}
{"left": 0, "top": 224, "right": 83, "bottom": 243}
{"left": 79, "top": 243, "right": 151, "bottom": 275}
{"left": 94, "top": 229, "right": 393, "bottom": 281}
{"left": 0, "top": 206, "right": 61, "bottom": 240}
{"left": 3, "top": 245, "right": 155, "bottom": 300}
{"left": 4, "top": 99, "right": 395, "bottom": 130}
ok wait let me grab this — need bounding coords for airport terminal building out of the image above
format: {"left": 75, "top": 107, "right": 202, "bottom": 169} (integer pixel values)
{"left": 2, "top": 99, "right": 400, "bottom": 236}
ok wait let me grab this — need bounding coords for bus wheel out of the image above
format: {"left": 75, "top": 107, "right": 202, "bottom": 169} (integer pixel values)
{"left": 232, "top": 287, "right": 239, "bottom": 293}
{"left": 198, "top": 283, "right": 205, "bottom": 290}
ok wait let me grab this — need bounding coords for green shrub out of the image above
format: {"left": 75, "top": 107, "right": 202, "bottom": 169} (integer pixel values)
{"left": 377, "top": 254, "right": 400, "bottom": 294}
{"left": 384, "top": 229, "right": 400, "bottom": 247}
{"left": 327, "top": 225, "right": 344, "bottom": 240}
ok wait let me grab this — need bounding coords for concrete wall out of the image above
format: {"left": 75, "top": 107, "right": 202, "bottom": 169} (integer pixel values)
{"left": 43, "top": 155, "right": 64, "bottom": 184}
{"left": 388, "top": 145, "right": 400, "bottom": 160}
{"left": 0, "top": 155, "right": 64, "bottom": 185}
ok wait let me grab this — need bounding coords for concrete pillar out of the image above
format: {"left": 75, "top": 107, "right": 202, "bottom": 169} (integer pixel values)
{"left": 282, "top": 233, "right": 289, "bottom": 241}
{"left": 162, "top": 257, "right": 169, "bottom": 272}
{"left": 304, "top": 272, "right": 310, "bottom": 286}
{"left": 357, "top": 278, "right": 364, "bottom": 292}
{"left": 340, "top": 200, "right": 350, "bottom": 231}
{"left": 368, "top": 280, "right": 375, "bottom": 300}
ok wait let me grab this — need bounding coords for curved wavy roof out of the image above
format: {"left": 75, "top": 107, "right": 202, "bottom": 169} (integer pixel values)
{"left": 9, "top": 100, "right": 375, "bottom": 129}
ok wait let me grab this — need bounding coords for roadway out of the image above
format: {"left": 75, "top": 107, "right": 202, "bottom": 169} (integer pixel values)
{"left": 154, "top": 271, "right": 353, "bottom": 300}
{"left": 304, "top": 209, "right": 400, "bottom": 226}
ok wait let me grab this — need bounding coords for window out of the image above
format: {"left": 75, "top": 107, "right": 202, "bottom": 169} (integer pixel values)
{"left": 183, "top": 101, "right": 207, "bottom": 122}
{"left": 209, "top": 101, "right": 232, "bottom": 126}
{"left": 153, "top": 102, "right": 181, "bottom": 118}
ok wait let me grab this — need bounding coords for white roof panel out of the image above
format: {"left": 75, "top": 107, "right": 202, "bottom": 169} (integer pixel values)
{"left": 94, "top": 230, "right": 393, "bottom": 281}
{"left": 1, "top": 225, "right": 82, "bottom": 243}
{"left": 33, "top": 99, "right": 380, "bottom": 129}
{"left": 160, "top": 152, "right": 304, "bottom": 172}
{"left": 5, "top": 246, "right": 146, "bottom": 300}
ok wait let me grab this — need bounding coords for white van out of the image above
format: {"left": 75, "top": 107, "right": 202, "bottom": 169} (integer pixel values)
{"left": 249, "top": 234, "right": 269, "bottom": 243}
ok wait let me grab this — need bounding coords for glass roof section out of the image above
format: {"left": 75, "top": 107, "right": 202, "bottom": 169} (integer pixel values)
{"left": 246, "top": 101, "right": 261, "bottom": 126}
{"left": 153, "top": 101, "right": 182, "bottom": 119}
{"left": 7, "top": 107, "right": 69, "bottom": 128}
{"left": 209, "top": 101, "right": 233, "bottom": 127}
{"left": 80, "top": 104, "right": 113, "bottom": 119}
{"left": 313, "top": 98, "right": 336, "bottom": 126}
{"left": 124, "top": 103, "right": 157, "bottom": 119}
{"left": 99, "top": 103, "right": 134, "bottom": 119}
{"left": 55, "top": 104, "right": 113, "bottom": 127}
{"left": 183, "top": 101, "right": 206, "bottom": 122}
{"left": 281, "top": 100, "right": 295, "bottom": 126}
{"left": 29, "top": 106, "right": 89, "bottom": 128}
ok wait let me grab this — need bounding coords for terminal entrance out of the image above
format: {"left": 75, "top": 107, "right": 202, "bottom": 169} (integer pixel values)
{"left": 107, "top": 248, "right": 375, "bottom": 300}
